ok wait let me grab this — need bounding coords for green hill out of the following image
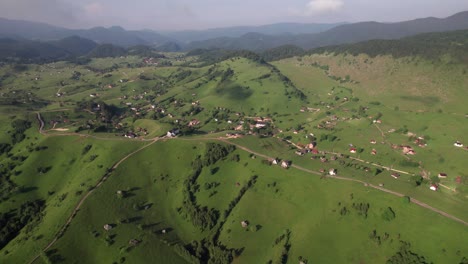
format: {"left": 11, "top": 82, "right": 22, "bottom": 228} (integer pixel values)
{"left": 0, "top": 31, "right": 466, "bottom": 264}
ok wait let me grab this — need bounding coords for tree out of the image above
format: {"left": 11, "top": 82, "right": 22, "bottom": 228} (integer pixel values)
{"left": 382, "top": 207, "right": 396, "bottom": 221}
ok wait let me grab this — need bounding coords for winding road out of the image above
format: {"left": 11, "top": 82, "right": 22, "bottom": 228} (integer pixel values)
{"left": 29, "top": 113, "right": 467, "bottom": 263}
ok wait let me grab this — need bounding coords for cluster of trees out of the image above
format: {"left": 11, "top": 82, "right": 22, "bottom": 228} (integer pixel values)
{"left": 185, "top": 239, "right": 241, "bottom": 264}
{"left": 203, "top": 143, "right": 236, "bottom": 166}
{"left": 0, "top": 199, "right": 45, "bottom": 249}
{"left": 387, "top": 241, "right": 430, "bottom": 264}
{"left": 352, "top": 202, "right": 370, "bottom": 218}
{"left": 171, "top": 69, "right": 192, "bottom": 82}
{"left": 261, "top": 45, "right": 304, "bottom": 62}
{"left": 0, "top": 143, "right": 12, "bottom": 155}
{"left": 10, "top": 119, "right": 31, "bottom": 144}
{"left": 180, "top": 160, "right": 220, "bottom": 231}
{"left": 382, "top": 207, "right": 396, "bottom": 221}
{"left": 311, "top": 29, "right": 468, "bottom": 66}
{"left": 369, "top": 229, "right": 391, "bottom": 246}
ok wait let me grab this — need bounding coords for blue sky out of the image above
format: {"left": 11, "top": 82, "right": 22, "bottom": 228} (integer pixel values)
{"left": 1, "top": 0, "right": 468, "bottom": 30}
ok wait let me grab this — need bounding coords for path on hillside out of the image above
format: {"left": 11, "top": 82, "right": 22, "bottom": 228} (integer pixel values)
{"left": 29, "top": 118, "right": 467, "bottom": 263}
{"left": 215, "top": 138, "right": 468, "bottom": 227}
{"left": 36, "top": 112, "right": 156, "bottom": 142}
{"left": 28, "top": 137, "right": 160, "bottom": 264}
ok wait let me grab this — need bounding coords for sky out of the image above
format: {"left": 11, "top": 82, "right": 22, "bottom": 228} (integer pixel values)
{"left": 0, "top": 0, "right": 467, "bottom": 31}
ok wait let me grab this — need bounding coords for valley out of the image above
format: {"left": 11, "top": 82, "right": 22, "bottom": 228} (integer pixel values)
{"left": 0, "top": 34, "right": 467, "bottom": 264}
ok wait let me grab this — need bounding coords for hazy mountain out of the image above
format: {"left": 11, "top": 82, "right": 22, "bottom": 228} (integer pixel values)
{"left": 50, "top": 36, "right": 98, "bottom": 56}
{"left": 0, "top": 35, "right": 98, "bottom": 62}
{"left": 162, "top": 22, "right": 345, "bottom": 43}
{"left": 0, "top": 18, "right": 170, "bottom": 47}
{"left": 184, "top": 11, "right": 468, "bottom": 51}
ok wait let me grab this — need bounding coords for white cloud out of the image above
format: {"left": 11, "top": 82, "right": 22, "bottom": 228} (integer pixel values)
{"left": 306, "top": 0, "right": 344, "bottom": 14}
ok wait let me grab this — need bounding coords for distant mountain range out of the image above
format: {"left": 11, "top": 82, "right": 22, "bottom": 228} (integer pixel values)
{"left": 0, "top": 11, "right": 467, "bottom": 54}
{"left": 185, "top": 11, "right": 468, "bottom": 51}
{"left": 161, "top": 22, "right": 346, "bottom": 43}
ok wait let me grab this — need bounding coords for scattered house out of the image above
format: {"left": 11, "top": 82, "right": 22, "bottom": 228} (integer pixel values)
{"left": 235, "top": 125, "right": 243, "bottom": 131}
{"left": 166, "top": 128, "right": 180, "bottom": 138}
{"left": 319, "top": 168, "right": 325, "bottom": 173}
{"left": 456, "top": 176, "right": 462, "bottom": 184}
{"left": 429, "top": 184, "right": 439, "bottom": 191}
{"left": 241, "top": 220, "right": 249, "bottom": 228}
{"left": 370, "top": 139, "right": 377, "bottom": 144}
{"left": 272, "top": 158, "right": 280, "bottom": 165}
{"left": 281, "top": 160, "right": 291, "bottom": 169}
{"left": 124, "top": 132, "right": 137, "bottom": 138}
{"left": 188, "top": 119, "right": 200, "bottom": 127}
{"left": 103, "top": 224, "right": 113, "bottom": 231}
{"left": 373, "top": 119, "right": 382, "bottom": 124}
{"left": 295, "top": 150, "right": 305, "bottom": 156}
{"left": 306, "top": 142, "right": 317, "bottom": 149}
{"left": 402, "top": 146, "right": 416, "bottom": 155}
{"left": 371, "top": 149, "right": 377, "bottom": 155}
{"left": 161, "top": 229, "right": 166, "bottom": 234}
{"left": 255, "top": 122, "right": 267, "bottom": 128}
{"left": 378, "top": 183, "right": 384, "bottom": 187}
{"left": 129, "top": 239, "right": 140, "bottom": 246}
{"left": 56, "top": 92, "right": 63, "bottom": 97}
{"left": 438, "top": 173, "right": 448, "bottom": 179}
{"left": 391, "top": 173, "right": 400, "bottom": 179}
{"left": 350, "top": 148, "right": 357, "bottom": 153}
{"left": 311, "top": 149, "right": 319, "bottom": 154}
{"left": 89, "top": 93, "right": 97, "bottom": 98}
{"left": 454, "top": 141, "right": 463, "bottom": 147}
{"left": 320, "top": 157, "right": 328, "bottom": 163}
{"left": 329, "top": 168, "right": 337, "bottom": 176}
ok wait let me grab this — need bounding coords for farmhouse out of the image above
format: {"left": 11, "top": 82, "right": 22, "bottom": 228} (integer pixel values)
{"left": 371, "top": 149, "right": 377, "bottom": 155}
{"left": 350, "top": 148, "right": 357, "bottom": 153}
{"left": 402, "top": 146, "right": 416, "bottom": 155}
{"left": 329, "top": 168, "right": 337, "bottom": 176}
{"left": 429, "top": 184, "right": 439, "bottom": 191}
{"left": 188, "top": 119, "right": 200, "bottom": 127}
{"left": 438, "top": 173, "right": 448, "bottom": 179}
{"left": 391, "top": 173, "right": 400, "bottom": 179}
{"left": 295, "top": 150, "right": 305, "bottom": 156}
{"left": 241, "top": 220, "right": 249, "bottom": 228}
{"left": 370, "top": 139, "right": 377, "bottom": 144}
{"left": 454, "top": 141, "right": 463, "bottom": 147}
{"left": 281, "top": 160, "right": 291, "bottom": 169}
{"left": 166, "top": 128, "right": 180, "bottom": 138}
{"left": 103, "top": 224, "right": 113, "bottom": 231}
{"left": 272, "top": 158, "right": 280, "bottom": 165}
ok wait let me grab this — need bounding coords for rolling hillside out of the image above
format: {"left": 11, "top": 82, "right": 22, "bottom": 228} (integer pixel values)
{"left": 0, "top": 28, "right": 466, "bottom": 264}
